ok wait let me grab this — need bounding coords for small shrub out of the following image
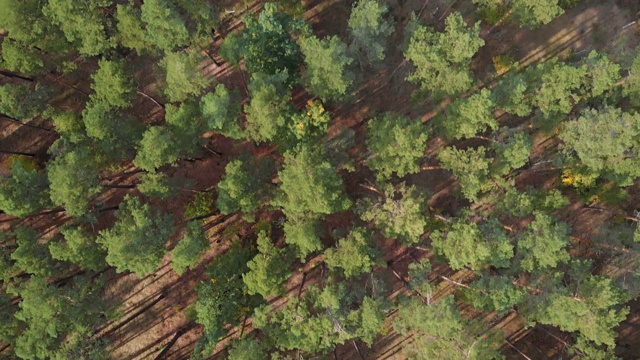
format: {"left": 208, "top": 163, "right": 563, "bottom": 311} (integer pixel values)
{"left": 184, "top": 192, "right": 216, "bottom": 219}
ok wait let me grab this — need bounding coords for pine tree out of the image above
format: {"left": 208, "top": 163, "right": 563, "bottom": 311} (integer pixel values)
{"left": 97, "top": 195, "right": 175, "bottom": 276}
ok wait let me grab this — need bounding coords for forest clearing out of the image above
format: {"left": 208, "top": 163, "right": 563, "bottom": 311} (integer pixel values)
{"left": 2, "top": 0, "right": 640, "bottom": 359}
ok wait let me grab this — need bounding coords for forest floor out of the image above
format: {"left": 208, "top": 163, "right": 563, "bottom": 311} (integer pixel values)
{"left": 2, "top": 0, "right": 640, "bottom": 359}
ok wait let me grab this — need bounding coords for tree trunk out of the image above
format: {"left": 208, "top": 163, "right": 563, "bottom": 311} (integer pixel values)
{"left": 102, "top": 183, "right": 137, "bottom": 189}
{"left": 0, "top": 70, "right": 33, "bottom": 82}
{"left": 99, "top": 293, "right": 166, "bottom": 336}
{"left": 153, "top": 328, "right": 187, "bottom": 360}
{"left": 0, "top": 115, "right": 52, "bottom": 131}
{"left": 0, "top": 149, "right": 38, "bottom": 157}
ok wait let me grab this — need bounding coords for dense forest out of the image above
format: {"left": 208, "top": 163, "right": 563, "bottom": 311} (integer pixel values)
{"left": 1, "top": 0, "right": 640, "bottom": 358}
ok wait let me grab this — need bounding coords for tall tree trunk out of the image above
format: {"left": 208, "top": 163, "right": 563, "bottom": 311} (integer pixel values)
{"left": 98, "top": 293, "right": 166, "bottom": 336}
{"left": 0, "top": 115, "right": 51, "bottom": 131}
{"left": 0, "top": 149, "right": 38, "bottom": 157}
{"left": 0, "top": 70, "right": 33, "bottom": 82}
{"left": 153, "top": 328, "right": 187, "bottom": 360}
{"left": 102, "top": 183, "right": 137, "bottom": 189}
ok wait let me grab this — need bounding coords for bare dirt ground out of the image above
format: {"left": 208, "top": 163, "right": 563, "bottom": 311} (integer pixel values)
{"left": 2, "top": 0, "right": 640, "bottom": 359}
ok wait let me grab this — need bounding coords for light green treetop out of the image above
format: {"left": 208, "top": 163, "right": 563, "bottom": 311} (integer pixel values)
{"left": 366, "top": 113, "right": 428, "bottom": 180}
{"left": 347, "top": 0, "right": 395, "bottom": 64}
{"left": 299, "top": 35, "right": 354, "bottom": 101}
{"left": 97, "top": 195, "right": 175, "bottom": 276}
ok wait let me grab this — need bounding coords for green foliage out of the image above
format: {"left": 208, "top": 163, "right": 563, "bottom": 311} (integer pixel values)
{"left": 227, "top": 337, "right": 268, "bottom": 360}
{"left": 561, "top": 107, "right": 640, "bottom": 186}
{"left": 49, "top": 225, "right": 106, "bottom": 271}
{"left": 0, "top": 83, "right": 47, "bottom": 120}
{"left": 511, "top": 0, "right": 564, "bottom": 28}
{"left": 137, "top": 172, "right": 174, "bottom": 199}
{"left": 50, "top": 110, "right": 86, "bottom": 144}
{"left": 200, "top": 84, "right": 244, "bottom": 139}
{"left": 0, "top": 160, "right": 51, "bottom": 217}
{"left": 517, "top": 212, "right": 570, "bottom": 272}
{"left": 97, "top": 195, "right": 175, "bottom": 276}
{"left": 160, "top": 51, "right": 208, "bottom": 102}
{"left": 438, "top": 146, "right": 494, "bottom": 202}
{"left": 359, "top": 183, "right": 429, "bottom": 244}
{"left": 194, "top": 242, "right": 260, "bottom": 355}
{"left": 283, "top": 216, "right": 323, "bottom": 258}
{"left": 220, "top": 2, "right": 307, "bottom": 75}
{"left": 347, "top": 0, "right": 395, "bottom": 64}
{"left": 90, "top": 59, "right": 135, "bottom": 109}
{"left": 164, "top": 101, "right": 204, "bottom": 157}
{"left": 133, "top": 126, "right": 181, "bottom": 171}
{"left": 184, "top": 192, "right": 216, "bottom": 220}
{"left": 217, "top": 157, "right": 274, "bottom": 216}
{"left": 366, "top": 113, "right": 428, "bottom": 180}
{"left": 581, "top": 51, "right": 621, "bottom": 97}
{"left": 0, "top": 0, "right": 67, "bottom": 52}
{"left": 285, "top": 100, "right": 332, "bottom": 146}
{"left": 115, "top": 3, "right": 151, "bottom": 55}
{"left": 405, "top": 12, "right": 484, "bottom": 98}
{"left": 10, "top": 227, "right": 55, "bottom": 276}
{"left": 243, "top": 231, "right": 293, "bottom": 297}
{"left": 623, "top": 49, "right": 640, "bottom": 107}
{"left": 534, "top": 61, "right": 585, "bottom": 118}
{"left": 432, "top": 215, "right": 513, "bottom": 271}
{"left": 47, "top": 148, "right": 102, "bottom": 217}
{"left": 498, "top": 187, "right": 569, "bottom": 217}
{"left": 1, "top": 40, "right": 45, "bottom": 74}
{"left": 325, "top": 227, "right": 383, "bottom": 278}
{"left": 441, "top": 89, "right": 496, "bottom": 140}
{"left": 254, "top": 281, "right": 387, "bottom": 354}
{"left": 141, "top": 0, "right": 189, "bottom": 51}
{"left": 9, "top": 274, "right": 108, "bottom": 360}
{"left": 43, "top": 0, "right": 113, "bottom": 56}
{"left": 276, "top": 145, "right": 352, "bottom": 218}
{"left": 172, "top": 221, "right": 209, "bottom": 275}
{"left": 493, "top": 131, "right": 533, "bottom": 175}
{"left": 81, "top": 101, "right": 141, "bottom": 158}
{"left": 465, "top": 276, "right": 525, "bottom": 314}
{"left": 493, "top": 73, "right": 534, "bottom": 116}
{"left": 534, "top": 276, "right": 629, "bottom": 347}
{"left": 244, "top": 71, "right": 294, "bottom": 143}
{"left": 299, "top": 35, "right": 354, "bottom": 101}
{"left": 394, "top": 296, "right": 505, "bottom": 359}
